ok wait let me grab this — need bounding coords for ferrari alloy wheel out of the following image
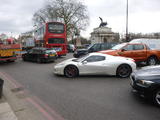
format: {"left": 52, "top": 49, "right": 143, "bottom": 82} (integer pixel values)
{"left": 153, "top": 89, "right": 160, "bottom": 107}
{"left": 64, "top": 65, "right": 79, "bottom": 78}
{"left": 147, "top": 56, "right": 157, "bottom": 66}
{"left": 117, "top": 64, "right": 132, "bottom": 78}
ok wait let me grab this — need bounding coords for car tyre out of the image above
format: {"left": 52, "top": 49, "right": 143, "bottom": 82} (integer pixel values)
{"left": 64, "top": 65, "right": 79, "bottom": 78}
{"left": 37, "top": 58, "right": 42, "bottom": 63}
{"left": 147, "top": 56, "right": 157, "bottom": 66}
{"left": 153, "top": 89, "right": 160, "bottom": 107}
{"left": 7, "top": 60, "right": 15, "bottom": 62}
{"left": 22, "top": 57, "right": 27, "bottom": 61}
{"left": 116, "top": 64, "right": 132, "bottom": 78}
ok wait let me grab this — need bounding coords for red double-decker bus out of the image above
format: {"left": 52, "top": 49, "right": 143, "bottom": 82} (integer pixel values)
{"left": 34, "top": 22, "right": 67, "bottom": 56}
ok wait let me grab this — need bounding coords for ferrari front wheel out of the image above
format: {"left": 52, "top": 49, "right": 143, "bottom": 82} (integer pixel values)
{"left": 64, "top": 65, "right": 79, "bottom": 78}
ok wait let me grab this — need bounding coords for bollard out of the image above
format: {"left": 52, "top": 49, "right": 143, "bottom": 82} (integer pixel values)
{"left": 0, "top": 78, "right": 4, "bottom": 99}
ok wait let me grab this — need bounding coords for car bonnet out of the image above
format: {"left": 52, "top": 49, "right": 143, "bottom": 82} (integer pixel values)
{"left": 134, "top": 65, "right": 160, "bottom": 80}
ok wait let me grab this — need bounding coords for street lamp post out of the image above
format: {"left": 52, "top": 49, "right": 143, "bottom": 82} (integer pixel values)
{"left": 126, "top": 0, "right": 129, "bottom": 42}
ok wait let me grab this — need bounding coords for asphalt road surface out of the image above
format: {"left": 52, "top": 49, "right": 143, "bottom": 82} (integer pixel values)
{"left": 0, "top": 53, "right": 159, "bottom": 120}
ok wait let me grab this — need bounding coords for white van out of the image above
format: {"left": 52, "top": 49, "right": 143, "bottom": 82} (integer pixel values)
{"left": 130, "top": 38, "right": 160, "bottom": 50}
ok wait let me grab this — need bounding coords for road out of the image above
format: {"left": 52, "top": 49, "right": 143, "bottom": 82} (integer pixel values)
{"left": 0, "top": 53, "right": 159, "bottom": 120}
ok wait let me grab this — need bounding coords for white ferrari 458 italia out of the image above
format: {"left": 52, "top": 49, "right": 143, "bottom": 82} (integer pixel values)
{"left": 54, "top": 53, "right": 136, "bottom": 78}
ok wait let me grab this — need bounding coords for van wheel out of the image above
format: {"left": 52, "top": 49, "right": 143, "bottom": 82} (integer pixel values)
{"left": 147, "top": 56, "right": 157, "bottom": 66}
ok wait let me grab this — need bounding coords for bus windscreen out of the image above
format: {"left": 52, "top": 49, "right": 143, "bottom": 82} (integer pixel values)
{"left": 48, "top": 23, "right": 64, "bottom": 34}
{"left": 48, "top": 38, "right": 65, "bottom": 44}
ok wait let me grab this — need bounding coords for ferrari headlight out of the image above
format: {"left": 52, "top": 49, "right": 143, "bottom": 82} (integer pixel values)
{"left": 137, "top": 80, "right": 154, "bottom": 87}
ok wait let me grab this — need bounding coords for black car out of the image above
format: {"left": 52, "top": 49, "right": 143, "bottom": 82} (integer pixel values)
{"left": 73, "top": 42, "right": 118, "bottom": 58}
{"left": 22, "top": 47, "right": 57, "bottom": 63}
{"left": 130, "top": 65, "right": 160, "bottom": 107}
{"left": 67, "top": 44, "right": 76, "bottom": 53}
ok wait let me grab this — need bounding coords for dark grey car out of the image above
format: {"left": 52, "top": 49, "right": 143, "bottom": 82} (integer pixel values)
{"left": 73, "top": 43, "right": 118, "bottom": 58}
{"left": 22, "top": 47, "right": 57, "bottom": 63}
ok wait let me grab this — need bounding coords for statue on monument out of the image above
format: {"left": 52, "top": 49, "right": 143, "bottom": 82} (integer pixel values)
{"left": 99, "top": 17, "right": 107, "bottom": 27}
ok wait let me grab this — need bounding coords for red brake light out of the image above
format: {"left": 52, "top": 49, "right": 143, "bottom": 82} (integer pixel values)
{"left": 44, "top": 54, "right": 49, "bottom": 58}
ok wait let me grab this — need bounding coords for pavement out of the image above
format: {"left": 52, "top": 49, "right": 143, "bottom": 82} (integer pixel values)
{"left": 0, "top": 72, "right": 61, "bottom": 120}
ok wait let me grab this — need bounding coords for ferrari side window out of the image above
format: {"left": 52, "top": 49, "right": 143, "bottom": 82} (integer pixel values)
{"left": 85, "top": 55, "right": 105, "bottom": 62}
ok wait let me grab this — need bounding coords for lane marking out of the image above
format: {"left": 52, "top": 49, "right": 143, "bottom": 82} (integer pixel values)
{"left": 33, "top": 96, "right": 65, "bottom": 120}
{"left": 0, "top": 71, "right": 18, "bottom": 88}
{"left": 0, "top": 71, "right": 65, "bottom": 120}
{"left": 26, "top": 98, "right": 55, "bottom": 120}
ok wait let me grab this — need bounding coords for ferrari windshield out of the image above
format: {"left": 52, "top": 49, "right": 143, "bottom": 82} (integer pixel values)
{"left": 111, "top": 43, "right": 127, "bottom": 50}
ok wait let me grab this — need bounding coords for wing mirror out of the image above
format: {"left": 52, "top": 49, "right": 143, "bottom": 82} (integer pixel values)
{"left": 82, "top": 61, "right": 87, "bottom": 64}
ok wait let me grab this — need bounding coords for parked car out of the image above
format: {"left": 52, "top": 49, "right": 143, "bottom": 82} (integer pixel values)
{"left": 54, "top": 53, "right": 136, "bottom": 78}
{"left": 73, "top": 42, "right": 118, "bottom": 58}
{"left": 22, "top": 47, "right": 57, "bottom": 63}
{"left": 99, "top": 43, "right": 160, "bottom": 65}
{"left": 130, "top": 65, "right": 160, "bottom": 107}
{"left": 67, "top": 44, "right": 76, "bottom": 53}
{"left": 82, "top": 44, "right": 91, "bottom": 48}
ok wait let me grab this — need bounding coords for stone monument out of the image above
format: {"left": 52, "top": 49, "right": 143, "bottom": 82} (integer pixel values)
{"left": 90, "top": 17, "right": 119, "bottom": 44}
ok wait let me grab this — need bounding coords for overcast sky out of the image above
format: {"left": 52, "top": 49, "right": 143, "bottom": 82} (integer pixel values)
{"left": 1, "top": 0, "right": 160, "bottom": 38}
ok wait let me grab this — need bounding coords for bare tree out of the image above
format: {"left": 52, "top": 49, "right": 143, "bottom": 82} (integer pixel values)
{"left": 33, "top": 0, "right": 89, "bottom": 38}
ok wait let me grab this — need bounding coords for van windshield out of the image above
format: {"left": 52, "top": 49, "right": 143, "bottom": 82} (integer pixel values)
{"left": 111, "top": 43, "right": 127, "bottom": 50}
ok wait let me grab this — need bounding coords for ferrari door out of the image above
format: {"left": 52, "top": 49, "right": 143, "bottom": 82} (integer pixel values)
{"left": 78, "top": 55, "right": 106, "bottom": 75}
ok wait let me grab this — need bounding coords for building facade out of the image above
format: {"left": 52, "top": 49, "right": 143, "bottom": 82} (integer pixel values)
{"left": 90, "top": 27, "right": 119, "bottom": 44}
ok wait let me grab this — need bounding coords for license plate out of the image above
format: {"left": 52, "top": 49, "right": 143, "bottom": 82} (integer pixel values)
{"left": 50, "top": 54, "right": 55, "bottom": 56}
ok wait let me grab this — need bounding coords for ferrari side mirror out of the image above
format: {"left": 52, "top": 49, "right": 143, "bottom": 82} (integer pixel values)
{"left": 82, "top": 61, "right": 87, "bottom": 64}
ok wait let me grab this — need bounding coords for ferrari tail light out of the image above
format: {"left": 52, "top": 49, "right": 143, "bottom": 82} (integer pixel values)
{"left": 131, "top": 59, "right": 135, "bottom": 62}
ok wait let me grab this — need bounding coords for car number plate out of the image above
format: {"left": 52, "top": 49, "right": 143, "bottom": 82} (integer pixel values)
{"left": 50, "top": 54, "right": 55, "bottom": 56}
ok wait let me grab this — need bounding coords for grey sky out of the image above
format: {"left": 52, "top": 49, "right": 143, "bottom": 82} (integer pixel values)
{"left": 0, "top": 0, "right": 44, "bottom": 36}
{"left": 0, "top": 0, "right": 160, "bottom": 38}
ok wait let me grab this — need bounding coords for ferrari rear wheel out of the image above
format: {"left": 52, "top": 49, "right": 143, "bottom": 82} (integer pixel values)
{"left": 116, "top": 64, "right": 132, "bottom": 78}
{"left": 64, "top": 65, "right": 79, "bottom": 78}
